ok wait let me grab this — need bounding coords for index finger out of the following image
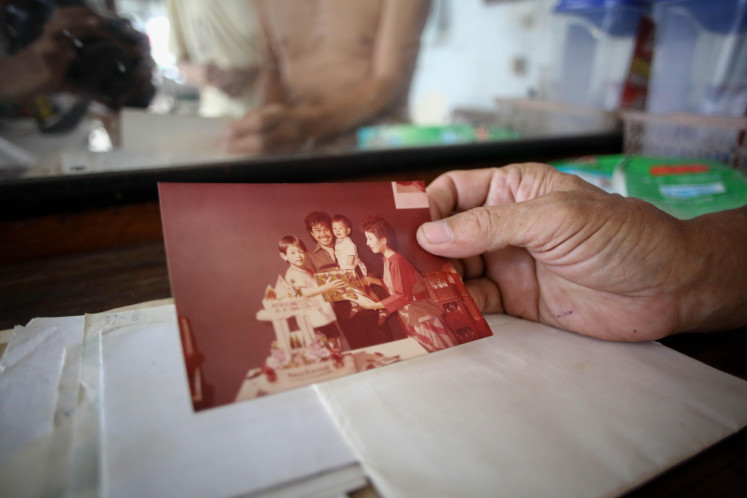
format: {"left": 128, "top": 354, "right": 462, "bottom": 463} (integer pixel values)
{"left": 426, "top": 163, "right": 591, "bottom": 220}
{"left": 426, "top": 167, "right": 497, "bottom": 220}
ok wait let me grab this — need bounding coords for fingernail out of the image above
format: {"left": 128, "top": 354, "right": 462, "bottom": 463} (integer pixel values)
{"left": 420, "top": 220, "right": 452, "bottom": 244}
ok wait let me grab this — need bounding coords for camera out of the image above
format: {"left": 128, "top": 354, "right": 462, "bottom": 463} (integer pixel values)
{"left": 3, "top": 0, "right": 156, "bottom": 110}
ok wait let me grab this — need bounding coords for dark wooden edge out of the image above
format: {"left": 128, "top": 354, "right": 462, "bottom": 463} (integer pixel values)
{"left": 0, "top": 132, "right": 622, "bottom": 219}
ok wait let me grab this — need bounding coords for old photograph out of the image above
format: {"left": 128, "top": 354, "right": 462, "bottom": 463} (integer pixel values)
{"left": 159, "top": 181, "right": 492, "bottom": 411}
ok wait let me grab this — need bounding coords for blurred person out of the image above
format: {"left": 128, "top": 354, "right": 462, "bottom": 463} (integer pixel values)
{"left": 0, "top": 3, "right": 101, "bottom": 102}
{"left": 1, "top": 0, "right": 155, "bottom": 132}
{"left": 222, "top": 0, "right": 431, "bottom": 154}
{"left": 166, "top": 0, "right": 262, "bottom": 117}
{"left": 416, "top": 163, "right": 747, "bottom": 342}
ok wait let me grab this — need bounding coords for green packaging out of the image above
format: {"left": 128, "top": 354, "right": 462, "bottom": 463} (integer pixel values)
{"left": 357, "top": 124, "right": 519, "bottom": 149}
{"left": 551, "top": 154, "right": 747, "bottom": 219}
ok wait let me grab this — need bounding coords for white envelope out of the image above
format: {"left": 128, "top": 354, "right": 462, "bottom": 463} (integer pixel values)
{"left": 317, "top": 314, "right": 747, "bottom": 497}
{"left": 100, "top": 305, "right": 365, "bottom": 498}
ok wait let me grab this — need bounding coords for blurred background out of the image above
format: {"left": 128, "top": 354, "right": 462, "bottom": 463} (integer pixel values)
{"left": 2, "top": 0, "right": 742, "bottom": 181}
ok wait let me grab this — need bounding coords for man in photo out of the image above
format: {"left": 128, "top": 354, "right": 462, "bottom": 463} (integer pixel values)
{"left": 303, "top": 211, "right": 393, "bottom": 349}
{"left": 304, "top": 211, "right": 339, "bottom": 272}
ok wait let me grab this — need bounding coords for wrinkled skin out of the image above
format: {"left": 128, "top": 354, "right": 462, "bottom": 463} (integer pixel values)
{"left": 417, "top": 163, "right": 747, "bottom": 342}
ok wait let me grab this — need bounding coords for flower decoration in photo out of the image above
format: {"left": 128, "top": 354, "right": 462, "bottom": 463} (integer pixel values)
{"left": 248, "top": 278, "right": 356, "bottom": 395}
{"left": 262, "top": 334, "right": 348, "bottom": 385}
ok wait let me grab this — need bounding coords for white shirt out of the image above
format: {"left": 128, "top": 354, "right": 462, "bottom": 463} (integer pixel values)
{"left": 284, "top": 265, "right": 337, "bottom": 328}
{"left": 334, "top": 237, "right": 367, "bottom": 275}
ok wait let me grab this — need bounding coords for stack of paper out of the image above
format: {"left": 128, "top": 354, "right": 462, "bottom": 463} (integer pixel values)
{"left": 0, "top": 303, "right": 366, "bottom": 498}
{"left": 319, "top": 314, "right": 747, "bottom": 496}
{"left": 0, "top": 316, "right": 85, "bottom": 497}
{"left": 2, "top": 304, "right": 747, "bottom": 497}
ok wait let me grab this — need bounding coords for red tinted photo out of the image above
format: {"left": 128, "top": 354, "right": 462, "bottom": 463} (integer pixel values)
{"left": 159, "top": 181, "right": 492, "bottom": 411}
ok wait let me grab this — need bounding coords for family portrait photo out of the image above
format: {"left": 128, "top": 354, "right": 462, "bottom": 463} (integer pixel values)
{"left": 159, "top": 181, "right": 492, "bottom": 411}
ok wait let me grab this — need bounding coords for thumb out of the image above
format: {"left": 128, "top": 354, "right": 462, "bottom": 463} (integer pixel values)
{"left": 416, "top": 200, "right": 556, "bottom": 259}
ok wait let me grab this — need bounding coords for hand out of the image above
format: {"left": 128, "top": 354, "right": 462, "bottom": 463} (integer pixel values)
{"left": 222, "top": 104, "right": 306, "bottom": 154}
{"left": 416, "top": 163, "right": 725, "bottom": 342}
{"left": 206, "top": 64, "right": 259, "bottom": 98}
{"left": 351, "top": 293, "right": 380, "bottom": 310}
{"left": 323, "top": 280, "right": 346, "bottom": 294}
{"left": 0, "top": 6, "right": 102, "bottom": 101}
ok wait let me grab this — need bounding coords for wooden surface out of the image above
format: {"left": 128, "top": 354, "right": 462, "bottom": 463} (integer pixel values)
{"left": 0, "top": 202, "right": 164, "bottom": 265}
{"left": 0, "top": 241, "right": 171, "bottom": 326}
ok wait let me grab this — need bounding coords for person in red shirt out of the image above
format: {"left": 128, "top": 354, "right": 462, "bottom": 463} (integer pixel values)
{"left": 355, "top": 215, "right": 458, "bottom": 352}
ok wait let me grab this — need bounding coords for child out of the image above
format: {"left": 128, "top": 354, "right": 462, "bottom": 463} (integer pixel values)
{"left": 332, "top": 215, "right": 388, "bottom": 324}
{"left": 278, "top": 235, "right": 349, "bottom": 350}
{"left": 332, "top": 214, "right": 368, "bottom": 276}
